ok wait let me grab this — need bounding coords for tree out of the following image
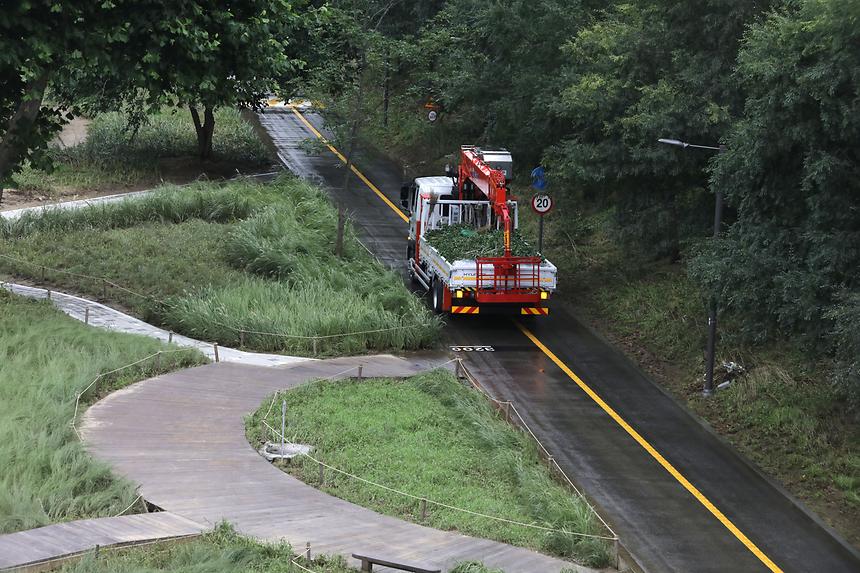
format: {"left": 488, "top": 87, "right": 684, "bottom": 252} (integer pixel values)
{"left": 547, "top": 0, "right": 773, "bottom": 258}
{"left": 0, "top": 1, "right": 151, "bottom": 196}
{"left": 689, "top": 0, "right": 860, "bottom": 346}
{"left": 62, "top": 0, "right": 306, "bottom": 160}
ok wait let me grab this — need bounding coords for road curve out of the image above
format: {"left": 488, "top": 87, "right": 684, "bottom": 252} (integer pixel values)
{"left": 255, "top": 108, "right": 860, "bottom": 573}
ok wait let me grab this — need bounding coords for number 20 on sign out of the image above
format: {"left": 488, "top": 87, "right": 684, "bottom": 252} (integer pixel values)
{"left": 531, "top": 193, "right": 553, "bottom": 215}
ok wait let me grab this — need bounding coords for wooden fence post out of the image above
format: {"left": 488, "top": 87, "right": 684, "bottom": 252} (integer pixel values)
{"left": 420, "top": 498, "right": 428, "bottom": 521}
{"left": 213, "top": 343, "right": 220, "bottom": 363}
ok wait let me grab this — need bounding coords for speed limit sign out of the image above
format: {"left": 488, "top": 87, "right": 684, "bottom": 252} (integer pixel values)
{"left": 531, "top": 193, "right": 553, "bottom": 215}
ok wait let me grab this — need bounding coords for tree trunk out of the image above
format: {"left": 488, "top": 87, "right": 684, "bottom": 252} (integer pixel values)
{"left": 0, "top": 73, "right": 50, "bottom": 205}
{"left": 189, "top": 105, "right": 215, "bottom": 160}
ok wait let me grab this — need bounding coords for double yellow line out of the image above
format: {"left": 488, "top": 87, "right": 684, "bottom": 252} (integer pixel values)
{"left": 288, "top": 105, "right": 783, "bottom": 573}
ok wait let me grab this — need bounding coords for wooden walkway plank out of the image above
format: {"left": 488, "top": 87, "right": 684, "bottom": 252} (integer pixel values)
{"left": 77, "top": 358, "right": 603, "bottom": 573}
{"left": 0, "top": 512, "right": 205, "bottom": 570}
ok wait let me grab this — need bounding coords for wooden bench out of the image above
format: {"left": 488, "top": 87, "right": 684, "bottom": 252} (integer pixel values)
{"left": 352, "top": 553, "right": 441, "bottom": 573}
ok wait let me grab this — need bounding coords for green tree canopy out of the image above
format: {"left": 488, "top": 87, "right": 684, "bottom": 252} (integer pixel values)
{"left": 689, "top": 0, "right": 860, "bottom": 346}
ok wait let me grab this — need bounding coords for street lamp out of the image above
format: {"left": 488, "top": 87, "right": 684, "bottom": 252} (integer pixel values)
{"left": 659, "top": 137, "right": 727, "bottom": 396}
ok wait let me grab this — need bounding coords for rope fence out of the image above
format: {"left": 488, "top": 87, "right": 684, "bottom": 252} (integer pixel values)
{"left": 0, "top": 252, "right": 429, "bottom": 354}
{"left": 70, "top": 348, "right": 198, "bottom": 439}
{"left": 457, "top": 360, "right": 618, "bottom": 538}
{"left": 260, "top": 357, "right": 618, "bottom": 548}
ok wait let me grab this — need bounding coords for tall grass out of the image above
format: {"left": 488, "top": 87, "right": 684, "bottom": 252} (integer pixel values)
{"left": 0, "top": 291, "right": 205, "bottom": 533}
{"left": 0, "top": 176, "right": 440, "bottom": 355}
{"left": 246, "top": 371, "right": 612, "bottom": 567}
{"left": 10, "top": 108, "right": 271, "bottom": 196}
{"left": 69, "top": 108, "right": 269, "bottom": 167}
{"left": 1, "top": 183, "right": 254, "bottom": 239}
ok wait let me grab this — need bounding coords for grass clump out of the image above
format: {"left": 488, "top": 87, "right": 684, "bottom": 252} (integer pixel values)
{"left": 424, "top": 224, "right": 539, "bottom": 261}
{"left": 0, "top": 291, "right": 205, "bottom": 534}
{"left": 10, "top": 108, "right": 271, "bottom": 197}
{"left": 58, "top": 523, "right": 356, "bottom": 573}
{"left": 1, "top": 185, "right": 253, "bottom": 240}
{"left": 0, "top": 176, "right": 440, "bottom": 356}
{"left": 246, "top": 370, "right": 612, "bottom": 567}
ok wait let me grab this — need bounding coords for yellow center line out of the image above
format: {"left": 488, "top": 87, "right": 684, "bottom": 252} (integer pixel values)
{"left": 515, "top": 321, "right": 783, "bottom": 573}
{"left": 288, "top": 106, "right": 409, "bottom": 223}
{"left": 286, "top": 102, "right": 782, "bottom": 572}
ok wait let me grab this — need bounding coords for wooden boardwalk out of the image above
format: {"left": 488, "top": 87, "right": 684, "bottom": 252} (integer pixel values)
{"left": 80, "top": 357, "right": 599, "bottom": 573}
{"left": 0, "top": 512, "right": 204, "bottom": 571}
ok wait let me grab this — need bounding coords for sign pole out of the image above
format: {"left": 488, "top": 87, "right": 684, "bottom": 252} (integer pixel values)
{"left": 539, "top": 215, "right": 544, "bottom": 254}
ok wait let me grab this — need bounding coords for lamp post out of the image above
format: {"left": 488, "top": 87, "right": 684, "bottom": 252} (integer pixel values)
{"left": 658, "top": 138, "right": 726, "bottom": 396}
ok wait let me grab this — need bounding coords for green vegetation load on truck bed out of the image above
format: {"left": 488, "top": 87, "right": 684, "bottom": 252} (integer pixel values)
{"left": 424, "top": 224, "right": 540, "bottom": 261}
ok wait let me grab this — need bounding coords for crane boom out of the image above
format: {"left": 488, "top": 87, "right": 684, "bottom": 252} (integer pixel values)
{"left": 457, "top": 146, "right": 513, "bottom": 257}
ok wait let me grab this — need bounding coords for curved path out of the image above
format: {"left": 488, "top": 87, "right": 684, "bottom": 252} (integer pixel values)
{"left": 81, "top": 357, "right": 599, "bottom": 573}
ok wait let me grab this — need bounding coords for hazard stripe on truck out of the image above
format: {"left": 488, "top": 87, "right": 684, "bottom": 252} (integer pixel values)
{"left": 451, "top": 306, "right": 480, "bottom": 314}
{"left": 521, "top": 307, "right": 549, "bottom": 316}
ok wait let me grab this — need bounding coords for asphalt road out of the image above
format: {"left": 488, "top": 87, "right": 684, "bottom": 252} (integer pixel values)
{"left": 257, "top": 108, "right": 860, "bottom": 573}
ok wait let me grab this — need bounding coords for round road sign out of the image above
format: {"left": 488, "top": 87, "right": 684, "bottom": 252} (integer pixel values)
{"left": 531, "top": 193, "right": 553, "bottom": 215}
{"left": 428, "top": 110, "right": 438, "bottom": 122}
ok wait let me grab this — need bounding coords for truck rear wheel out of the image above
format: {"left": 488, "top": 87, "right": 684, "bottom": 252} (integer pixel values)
{"left": 432, "top": 279, "right": 444, "bottom": 313}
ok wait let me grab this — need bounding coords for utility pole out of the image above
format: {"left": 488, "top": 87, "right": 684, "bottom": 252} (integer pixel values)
{"left": 658, "top": 139, "right": 726, "bottom": 396}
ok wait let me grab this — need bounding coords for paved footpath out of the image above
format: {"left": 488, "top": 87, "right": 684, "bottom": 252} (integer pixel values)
{"left": 80, "top": 358, "right": 601, "bottom": 573}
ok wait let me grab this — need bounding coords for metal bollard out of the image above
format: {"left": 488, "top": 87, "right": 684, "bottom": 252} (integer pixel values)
{"left": 357, "top": 364, "right": 363, "bottom": 379}
{"left": 84, "top": 307, "right": 90, "bottom": 325}
{"left": 168, "top": 331, "right": 174, "bottom": 343}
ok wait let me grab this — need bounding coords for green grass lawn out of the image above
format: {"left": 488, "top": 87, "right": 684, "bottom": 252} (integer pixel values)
{"left": 517, "top": 196, "right": 860, "bottom": 544}
{"left": 0, "top": 176, "right": 440, "bottom": 356}
{"left": 246, "top": 371, "right": 612, "bottom": 568}
{"left": 0, "top": 291, "right": 205, "bottom": 534}
{"left": 10, "top": 108, "right": 272, "bottom": 198}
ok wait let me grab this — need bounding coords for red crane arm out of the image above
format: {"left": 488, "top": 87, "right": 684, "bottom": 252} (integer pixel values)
{"left": 458, "top": 147, "right": 512, "bottom": 257}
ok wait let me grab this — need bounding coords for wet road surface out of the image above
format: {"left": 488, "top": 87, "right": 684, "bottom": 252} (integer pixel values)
{"left": 256, "top": 108, "right": 860, "bottom": 573}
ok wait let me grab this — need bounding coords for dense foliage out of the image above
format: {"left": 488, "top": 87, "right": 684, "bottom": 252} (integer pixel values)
{"left": 306, "top": 0, "right": 859, "bottom": 408}
{"left": 424, "top": 225, "right": 539, "bottom": 260}
{"left": 0, "top": 0, "right": 307, "bottom": 185}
